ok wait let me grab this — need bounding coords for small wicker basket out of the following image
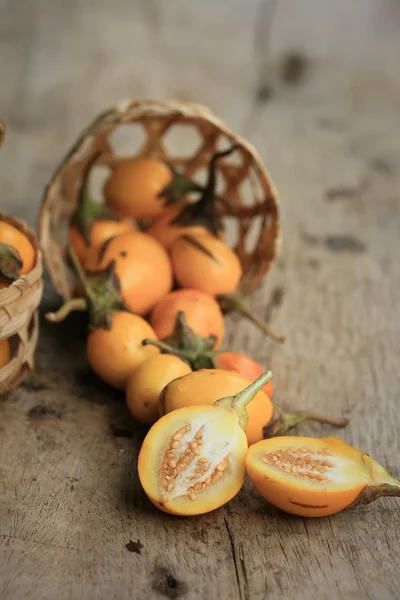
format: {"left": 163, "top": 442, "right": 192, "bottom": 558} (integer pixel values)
{"left": 0, "top": 212, "right": 43, "bottom": 394}
{"left": 39, "top": 98, "right": 281, "bottom": 299}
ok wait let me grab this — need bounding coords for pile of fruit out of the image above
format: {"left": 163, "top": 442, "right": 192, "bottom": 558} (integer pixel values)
{"left": 45, "top": 147, "right": 400, "bottom": 518}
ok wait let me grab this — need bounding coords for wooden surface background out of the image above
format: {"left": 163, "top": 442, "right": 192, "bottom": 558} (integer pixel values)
{"left": 1, "top": 0, "right": 400, "bottom": 598}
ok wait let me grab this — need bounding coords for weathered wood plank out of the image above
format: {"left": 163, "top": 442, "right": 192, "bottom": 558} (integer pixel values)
{"left": 1, "top": 0, "right": 400, "bottom": 598}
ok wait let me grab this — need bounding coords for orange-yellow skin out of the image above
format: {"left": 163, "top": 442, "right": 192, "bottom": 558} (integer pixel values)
{"left": 68, "top": 219, "right": 134, "bottom": 266}
{"left": 148, "top": 203, "right": 225, "bottom": 250}
{"left": 138, "top": 404, "right": 248, "bottom": 515}
{"left": 161, "top": 369, "right": 273, "bottom": 446}
{"left": 150, "top": 289, "right": 225, "bottom": 350}
{"left": 0, "top": 221, "right": 36, "bottom": 276}
{"left": 246, "top": 437, "right": 369, "bottom": 518}
{"left": 126, "top": 354, "right": 192, "bottom": 425}
{"left": 104, "top": 157, "right": 172, "bottom": 221}
{"left": 86, "top": 311, "right": 159, "bottom": 390}
{"left": 170, "top": 234, "right": 242, "bottom": 296}
{"left": 0, "top": 338, "right": 10, "bottom": 368}
{"left": 216, "top": 352, "right": 274, "bottom": 399}
{"left": 86, "top": 231, "right": 173, "bottom": 316}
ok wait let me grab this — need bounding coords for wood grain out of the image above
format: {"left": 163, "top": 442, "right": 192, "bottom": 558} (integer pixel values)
{"left": 1, "top": 0, "right": 400, "bottom": 598}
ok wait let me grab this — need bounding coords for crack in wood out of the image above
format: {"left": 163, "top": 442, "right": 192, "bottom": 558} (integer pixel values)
{"left": 0, "top": 533, "right": 78, "bottom": 553}
{"left": 224, "top": 516, "right": 246, "bottom": 600}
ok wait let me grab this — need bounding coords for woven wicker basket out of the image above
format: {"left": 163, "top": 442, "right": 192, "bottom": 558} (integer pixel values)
{"left": 39, "top": 98, "right": 281, "bottom": 299}
{"left": 0, "top": 213, "right": 43, "bottom": 394}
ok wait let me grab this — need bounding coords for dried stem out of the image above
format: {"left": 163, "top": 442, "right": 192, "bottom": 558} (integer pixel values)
{"left": 264, "top": 407, "right": 348, "bottom": 438}
{"left": 301, "top": 412, "right": 349, "bottom": 428}
{"left": 44, "top": 247, "right": 91, "bottom": 323}
{"left": 45, "top": 298, "right": 88, "bottom": 323}
{"left": 170, "top": 145, "right": 239, "bottom": 234}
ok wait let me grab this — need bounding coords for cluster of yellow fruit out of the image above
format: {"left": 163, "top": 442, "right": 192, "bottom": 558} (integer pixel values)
{"left": 47, "top": 152, "right": 400, "bottom": 519}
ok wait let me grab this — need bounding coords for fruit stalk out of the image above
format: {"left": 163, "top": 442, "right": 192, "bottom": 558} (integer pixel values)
{"left": 215, "top": 370, "right": 273, "bottom": 431}
{"left": 200, "top": 145, "right": 238, "bottom": 212}
{"left": 142, "top": 338, "right": 183, "bottom": 357}
{"left": 218, "top": 293, "right": 286, "bottom": 343}
{"left": 46, "top": 246, "right": 125, "bottom": 330}
{"left": 351, "top": 461, "right": 400, "bottom": 507}
{"left": 264, "top": 406, "right": 348, "bottom": 438}
{"left": 45, "top": 297, "right": 88, "bottom": 323}
{"left": 358, "top": 478, "right": 400, "bottom": 504}
{"left": 159, "top": 164, "right": 204, "bottom": 205}
{"left": 170, "top": 145, "right": 238, "bottom": 235}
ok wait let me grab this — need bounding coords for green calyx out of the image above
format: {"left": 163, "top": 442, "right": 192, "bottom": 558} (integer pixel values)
{"left": 72, "top": 152, "right": 119, "bottom": 245}
{"left": 163, "top": 311, "right": 216, "bottom": 354}
{"left": 158, "top": 164, "right": 203, "bottom": 206}
{"left": 0, "top": 242, "right": 23, "bottom": 283}
{"left": 84, "top": 263, "right": 125, "bottom": 330}
{"left": 68, "top": 246, "right": 125, "bottom": 330}
{"left": 46, "top": 246, "right": 125, "bottom": 328}
{"left": 168, "top": 146, "right": 238, "bottom": 236}
{"left": 142, "top": 311, "right": 219, "bottom": 370}
{"left": 215, "top": 370, "right": 273, "bottom": 431}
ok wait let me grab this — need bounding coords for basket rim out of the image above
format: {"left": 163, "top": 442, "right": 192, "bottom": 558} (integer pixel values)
{"left": 39, "top": 97, "right": 281, "bottom": 219}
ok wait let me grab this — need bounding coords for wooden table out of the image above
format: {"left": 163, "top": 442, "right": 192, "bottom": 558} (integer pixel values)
{"left": 1, "top": 1, "right": 400, "bottom": 598}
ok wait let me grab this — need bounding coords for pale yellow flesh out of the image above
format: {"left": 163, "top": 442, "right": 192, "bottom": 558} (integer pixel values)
{"left": 138, "top": 405, "right": 248, "bottom": 515}
{"left": 247, "top": 437, "right": 371, "bottom": 492}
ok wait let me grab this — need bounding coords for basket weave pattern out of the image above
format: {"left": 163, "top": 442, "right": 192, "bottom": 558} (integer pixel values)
{"left": 0, "top": 212, "right": 43, "bottom": 393}
{"left": 39, "top": 99, "right": 281, "bottom": 299}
